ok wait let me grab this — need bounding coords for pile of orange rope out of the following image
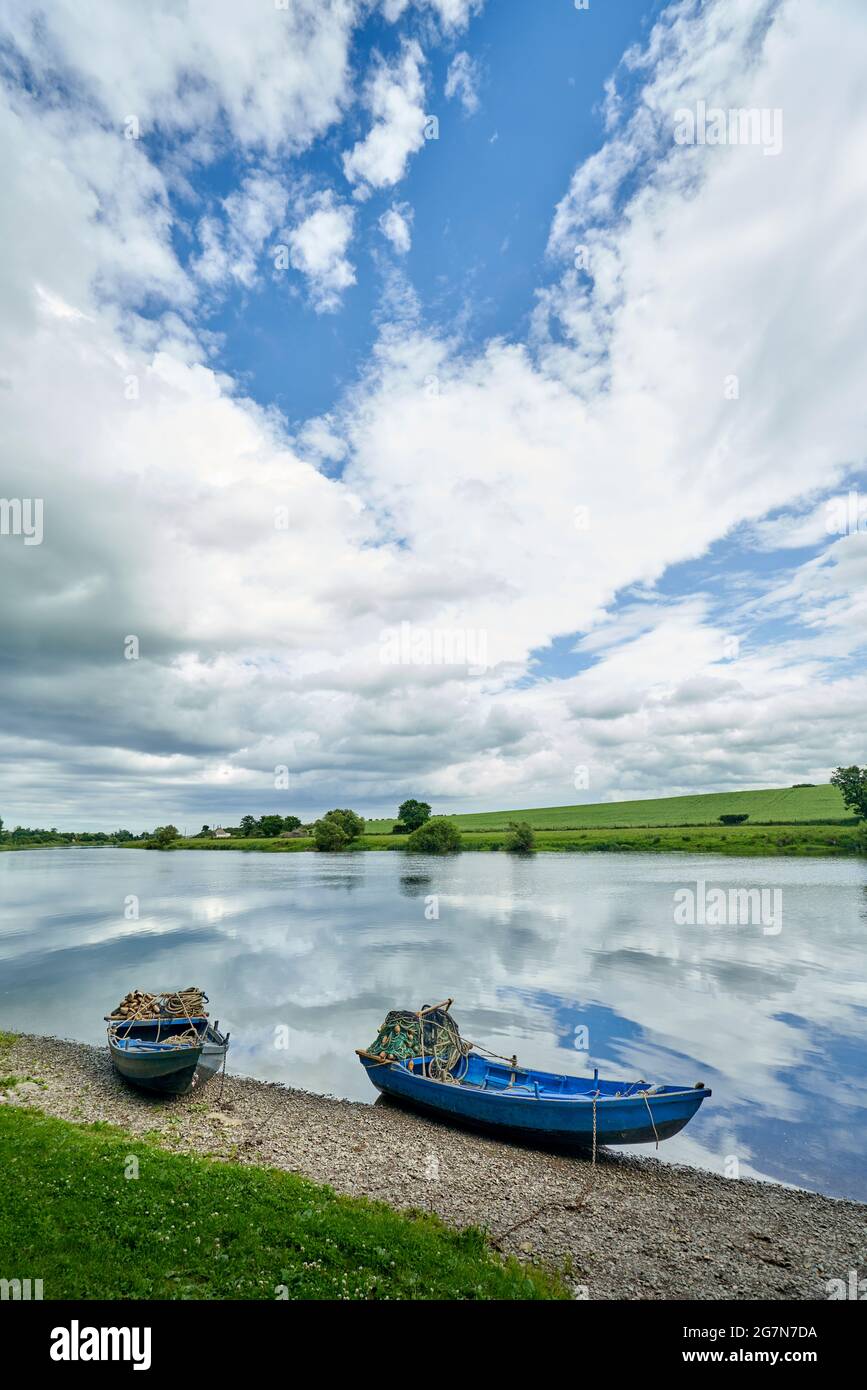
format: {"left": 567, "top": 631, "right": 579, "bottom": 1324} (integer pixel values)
{"left": 107, "top": 988, "right": 208, "bottom": 1021}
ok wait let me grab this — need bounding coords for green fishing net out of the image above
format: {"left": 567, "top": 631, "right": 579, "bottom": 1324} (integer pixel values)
{"left": 367, "top": 1005, "right": 470, "bottom": 1078}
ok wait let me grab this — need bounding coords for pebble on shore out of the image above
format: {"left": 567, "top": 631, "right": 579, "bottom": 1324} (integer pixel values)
{"left": 1, "top": 1033, "right": 864, "bottom": 1301}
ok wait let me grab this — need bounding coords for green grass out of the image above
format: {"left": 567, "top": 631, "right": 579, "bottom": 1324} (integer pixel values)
{"left": 352, "top": 824, "right": 860, "bottom": 856}
{"left": 27, "top": 785, "right": 867, "bottom": 859}
{"left": 465, "top": 824, "right": 862, "bottom": 856}
{"left": 0, "top": 1108, "right": 565, "bottom": 1301}
{"left": 116, "top": 786, "right": 864, "bottom": 858}
{"left": 366, "top": 783, "right": 851, "bottom": 832}
{"left": 147, "top": 836, "right": 316, "bottom": 852}
{"left": 154, "top": 824, "right": 862, "bottom": 856}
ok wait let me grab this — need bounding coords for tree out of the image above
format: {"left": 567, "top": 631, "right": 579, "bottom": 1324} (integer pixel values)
{"left": 322, "top": 808, "right": 365, "bottom": 841}
{"left": 147, "top": 825, "right": 178, "bottom": 850}
{"left": 258, "top": 815, "right": 284, "bottom": 838}
{"left": 313, "top": 817, "right": 349, "bottom": 851}
{"left": 398, "top": 799, "right": 432, "bottom": 832}
{"left": 240, "top": 815, "right": 258, "bottom": 837}
{"left": 282, "top": 815, "right": 301, "bottom": 832}
{"left": 0, "top": 815, "right": 4, "bottom": 840}
{"left": 198, "top": 824, "right": 211, "bottom": 837}
{"left": 719, "top": 813, "right": 749, "bottom": 825}
{"left": 505, "top": 821, "right": 535, "bottom": 853}
{"left": 406, "top": 817, "right": 462, "bottom": 854}
{"left": 831, "top": 766, "right": 867, "bottom": 820}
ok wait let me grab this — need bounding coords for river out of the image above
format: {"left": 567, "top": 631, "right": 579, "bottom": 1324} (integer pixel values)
{"left": 1, "top": 847, "right": 865, "bottom": 1199}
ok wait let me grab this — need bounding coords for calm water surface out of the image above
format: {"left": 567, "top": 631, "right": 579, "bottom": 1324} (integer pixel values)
{"left": 1, "top": 848, "right": 865, "bottom": 1200}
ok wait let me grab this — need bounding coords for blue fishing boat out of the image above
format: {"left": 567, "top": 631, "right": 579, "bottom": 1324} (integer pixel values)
{"left": 106, "top": 990, "right": 229, "bottom": 1096}
{"left": 357, "top": 1001, "right": 710, "bottom": 1150}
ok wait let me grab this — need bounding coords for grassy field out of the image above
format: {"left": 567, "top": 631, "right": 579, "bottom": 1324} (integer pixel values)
{"left": 0, "top": 1106, "right": 564, "bottom": 1301}
{"left": 107, "top": 784, "right": 864, "bottom": 857}
{"left": 136, "top": 821, "right": 864, "bottom": 857}
{"left": 10, "top": 785, "right": 861, "bottom": 858}
{"left": 366, "top": 783, "right": 851, "bottom": 832}
{"left": 447, "top": 824, "right": 863, "bottom": 856}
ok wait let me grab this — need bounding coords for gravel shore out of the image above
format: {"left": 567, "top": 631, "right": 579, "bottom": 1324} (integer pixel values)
{"left": 3, "top": 1033, "right": 864, "bottom": 1300}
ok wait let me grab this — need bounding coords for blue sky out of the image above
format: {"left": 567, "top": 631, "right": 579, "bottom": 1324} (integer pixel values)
{"left": 183, "top": 2, "right": 664, "bottom": 426}
{"left": 1, "top": 0, "right": 866, "bottom": 827}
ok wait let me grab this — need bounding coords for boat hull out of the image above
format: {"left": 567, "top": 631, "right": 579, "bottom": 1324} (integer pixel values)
{"left": 108, "top": 1021, "right": 228, "bottom": 1096}
{"left": 359, "top": 1054, "right": 709, "bottom": 1147}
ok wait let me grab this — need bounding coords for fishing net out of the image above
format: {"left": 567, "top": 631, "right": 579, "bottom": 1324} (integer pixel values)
{"left": 367, "top": 1003, "right": 470, "bottom": 1081}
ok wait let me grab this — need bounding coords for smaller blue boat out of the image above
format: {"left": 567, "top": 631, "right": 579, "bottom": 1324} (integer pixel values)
{"left": 106, "top": 990, "right": 229, "bottom": 1096}
{"left": 358, "top": 1001, "right": 710, "bottom": 1152}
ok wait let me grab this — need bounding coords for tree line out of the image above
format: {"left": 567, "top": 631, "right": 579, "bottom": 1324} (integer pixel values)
{"left": 0, "top": 801, "right": 537, "bottom": 855}
{"left": 0, "top": 818, "right": 138, "bottom": 846}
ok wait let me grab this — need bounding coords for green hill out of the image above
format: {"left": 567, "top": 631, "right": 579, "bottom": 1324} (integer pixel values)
{"left": 366, "top": 783, "right": 851, "bottom": 833}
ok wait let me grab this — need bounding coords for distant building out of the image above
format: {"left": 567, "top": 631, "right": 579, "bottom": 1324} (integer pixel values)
{"left": 213, "top": 827, "right": 231, "bottom": 839}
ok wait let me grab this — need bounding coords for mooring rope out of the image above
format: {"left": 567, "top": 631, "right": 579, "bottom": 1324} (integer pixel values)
{"left": 467, "top": 1040, "right": 520, "bottom": 1068}
{"left": 640, "top": 1090, "right": 660, "bottom": 1148}
{"left": 216, "top": 1044, "right": 228, "bottom": 1103}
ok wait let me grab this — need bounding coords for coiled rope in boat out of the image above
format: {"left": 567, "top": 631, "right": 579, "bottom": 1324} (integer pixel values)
{"left": 107, "top": 988, "right": 207, "bottom": 1021}
{"left": 106, "top": 988, "right": 208, "bottom": 1048}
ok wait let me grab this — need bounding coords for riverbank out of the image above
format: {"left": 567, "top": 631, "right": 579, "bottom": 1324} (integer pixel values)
{"left": 2, "top": 1034, "right": 863, "bottom": 1300}
{"left": 3, "top": 782, "right": 862, "bottom": 857}
{"left": 118, "top": 822, "right": 864, "bottom": 856}
{"left": 0, "top": 1107, "right": 560, "bottom": 1301}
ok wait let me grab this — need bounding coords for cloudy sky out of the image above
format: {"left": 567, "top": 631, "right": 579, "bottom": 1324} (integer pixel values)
{"left": 0, "top": 0, "right": 865, "bottom": 832}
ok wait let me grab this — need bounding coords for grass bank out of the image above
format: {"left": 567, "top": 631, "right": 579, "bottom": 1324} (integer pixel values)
{"left": 367, "top": 782, "right": 852, "bottom": 832}
{"left": 123, "top": 822, "right": 864, "bottom": 856}
{"left": 0, "top": 1106, "right": 564, "bottom": 1300}
{"left": 7, "top": 785, "right": 863, "bottom": 858}
{"left": 451, "top": 824, "right": 864, "bottom": 856}
{"left": 5, "top": 1034, "right": 866, "bottom": 1301}
{"left": 0, "top": 840, "right": 71, "bottom": 852}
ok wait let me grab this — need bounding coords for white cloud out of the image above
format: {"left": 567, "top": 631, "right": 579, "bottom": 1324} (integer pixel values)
{"left": 743, "top": 490, "right": 867, "bottom": 552}
{"left": 445, "top": 51, "right": 480, "bottom": 114}
{"left": 286, "top": 191, "right": 356, "bottom": 312}
{"left": 0, "top": 0, "right": 358, "bottom": 155}
{"left": 0, "top": 85, "right": 191, "bottom": 333}
{"left": 431, "top": 0, "right": 483, "bottom": 27}
{"left": 342, "top": 41, "right": 428, "bottom": 193}
{"left": 378, "top": 203, "right": 414, "bottom": 254}
{"left": 192, "top": 172, "right": 290, "bottom": 289}
{"left": 2, "top": 0, "right": 867, "bottom": 827}
{"left": 382, "top": 0, "right": 483, "bottom": 30}
{"left": 298, "top": 415, "right": 350, "bottom": 466}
